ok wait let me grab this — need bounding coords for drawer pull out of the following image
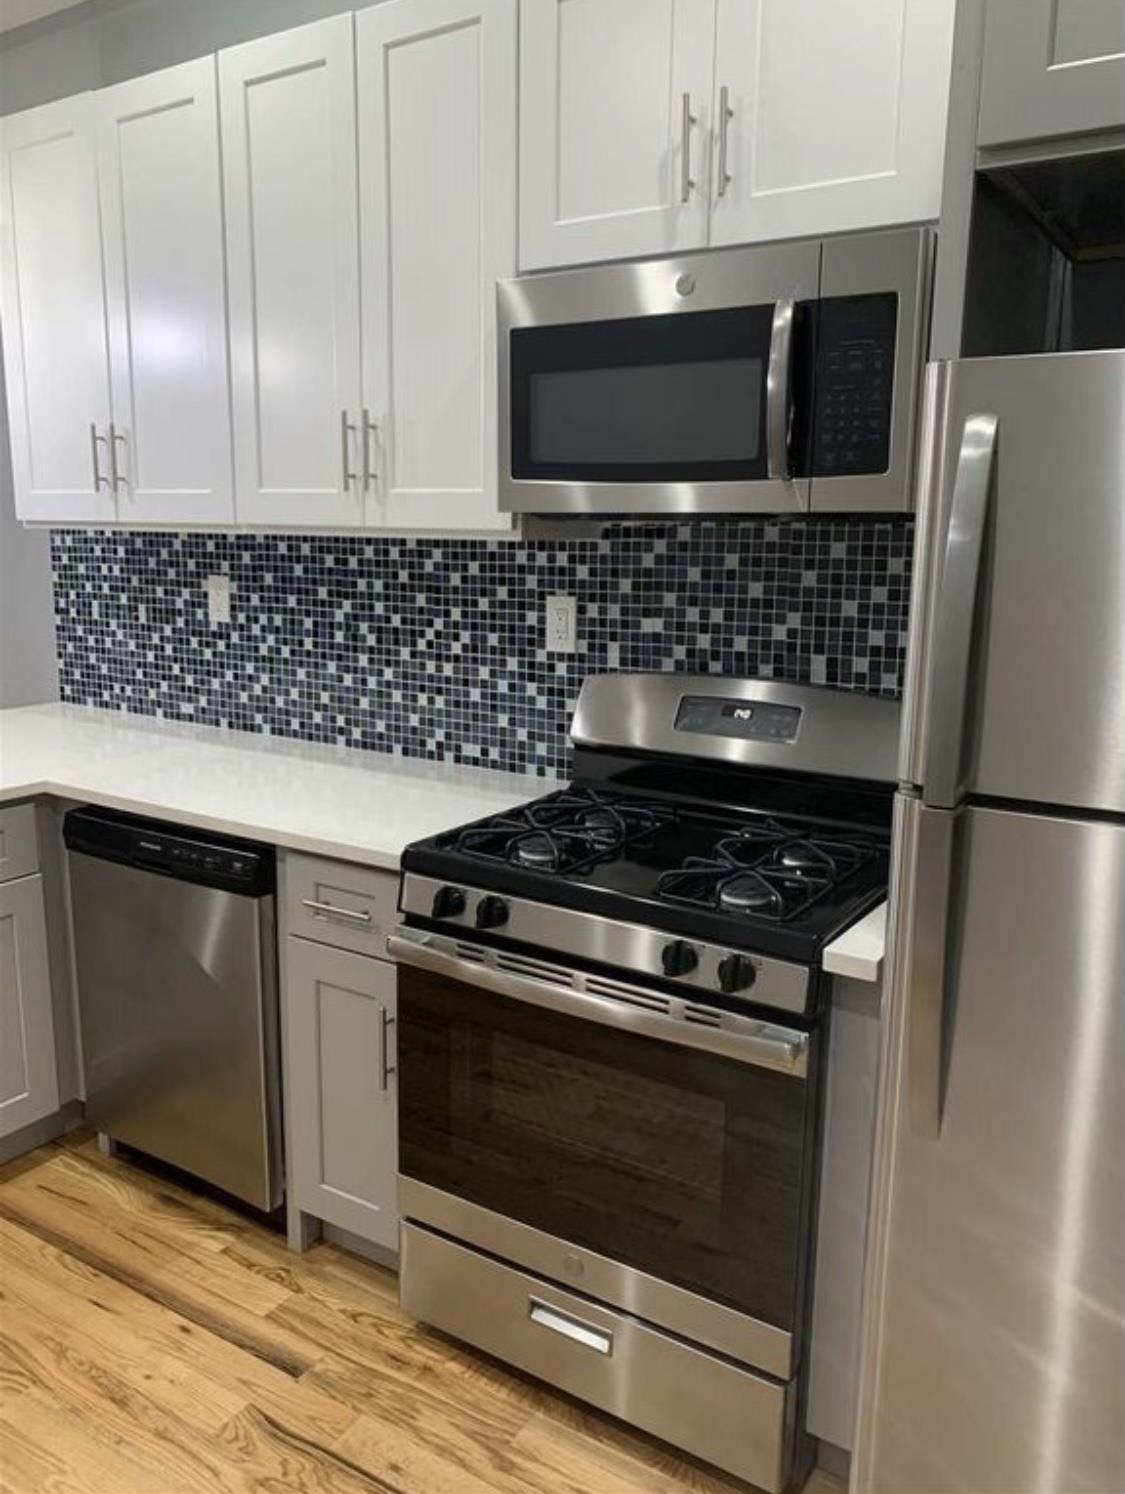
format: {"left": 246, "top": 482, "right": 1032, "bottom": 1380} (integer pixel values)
{"left": 301, "top": 898, "right": 372, "bottom": 924}
{"left": 529, "top": 1298, "right": 613, "bottom": 1356}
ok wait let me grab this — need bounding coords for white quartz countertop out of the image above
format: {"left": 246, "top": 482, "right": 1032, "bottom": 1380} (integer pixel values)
{"left": 822, "top": 901, "right": 886, "bottom": 984}
{"left": 0, "top": 703, "right": 545, "bottom": 870}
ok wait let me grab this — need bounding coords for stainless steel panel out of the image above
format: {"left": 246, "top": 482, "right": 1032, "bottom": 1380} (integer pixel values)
{"left": 812, "top": 227, "right": 934, "bottom": 514}
{"left": 855, "top": 803, "right": 1125, "bottom": 1493}
{"left": 400, "top": 1220, "right": 796, "bottom": 1493}
{"left": 399, "top": 1176, "right": 794, "bottom": 1379}
{"left": 498, "top": 240, "right": 819, "bottom": 517}
{"left": 397, "top": 874, "right": 812, "bottom": 1014}
{"left": 571, "top": 672, "right": 901, "bottom": 784}
{"left": 70, "top": 852, "right": 281, "bottom": 1210}
{"left": 388, "top": 927, "right": 809, "bottom": 1075}
{"left": 906, "top": 350, "right": 1125, "bottom": 814}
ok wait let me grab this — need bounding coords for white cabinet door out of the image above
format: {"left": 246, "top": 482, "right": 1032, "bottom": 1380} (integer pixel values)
{"left": 97, "top": 58, "right": 234, "bottom": 526}
{"left": 710, "top": 0, "right": 955, "bottom": 247}
{"left": 979, "top": 0, "right": 1125, "bottom": 147}
{"left": 519, "top": 0, "right": 716, "bottom": 270}
{"left": 285, "top": 937, "right": 398, "bottom": 1250}
{"left": 0, "top": 873, "right": 58, "bottom": 1140}
{"left": 0, "top": 95, "right": 115, "bottom": 524}
{"left": 220, "top": 16, "right": 363, "bottom": 528}
{"left": 358, "top": 0, "right": 515, "bottom": 531}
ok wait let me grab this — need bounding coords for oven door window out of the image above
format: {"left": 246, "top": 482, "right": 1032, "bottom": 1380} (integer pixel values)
{"left": 510, "top": 306, "right": 776, "bottom": 484}
{"left": 399, "top": 969, "right": 816, "bottom": 1333}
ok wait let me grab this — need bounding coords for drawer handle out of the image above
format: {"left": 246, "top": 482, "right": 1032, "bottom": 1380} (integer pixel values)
{"left": 301, "top": 898, "right": 372, "bottom": 925}
{"left": 528, "top": 1298, "right": 613, "bottom": 1356}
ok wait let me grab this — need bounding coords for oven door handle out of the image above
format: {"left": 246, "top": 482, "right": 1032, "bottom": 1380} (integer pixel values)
{"left": 387, "top": 933, "right": 809, "bottom": 1078}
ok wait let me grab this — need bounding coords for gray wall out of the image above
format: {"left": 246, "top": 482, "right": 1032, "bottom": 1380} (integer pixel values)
{"left": 0, "top": 355, "right": 58, "bottom": 708}
{"left": 0, "top": 0, "right": 391, "bottom": 113}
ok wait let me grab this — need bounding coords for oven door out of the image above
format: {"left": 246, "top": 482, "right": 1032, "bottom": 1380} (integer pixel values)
{"left": 390, "top": 931, "right": 820, "bottom": 1380}
{"left": 498, "top": 242, "right": 820, "bottom": 517}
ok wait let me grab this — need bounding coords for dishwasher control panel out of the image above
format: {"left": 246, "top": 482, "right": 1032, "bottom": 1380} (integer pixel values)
{"left": 64, "top": 807, "right": 274, "bottom": 896}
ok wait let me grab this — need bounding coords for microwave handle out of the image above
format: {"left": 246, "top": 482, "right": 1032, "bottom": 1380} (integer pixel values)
{"left": 766, "top": 299, "right": 795, "bottom": 481}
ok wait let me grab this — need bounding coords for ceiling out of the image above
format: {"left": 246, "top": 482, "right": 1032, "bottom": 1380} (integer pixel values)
{"left": 0, "top": 0, "right": 88, "bottom": 34}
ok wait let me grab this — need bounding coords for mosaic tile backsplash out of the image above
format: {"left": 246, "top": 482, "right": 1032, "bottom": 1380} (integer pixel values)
{"left": 51, "top": 520, "right": 914, "bottom": 778}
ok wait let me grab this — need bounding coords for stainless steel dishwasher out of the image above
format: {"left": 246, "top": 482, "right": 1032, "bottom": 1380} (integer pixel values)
{"left": 64, "top": 807, "right": 282, "bottom": 1210}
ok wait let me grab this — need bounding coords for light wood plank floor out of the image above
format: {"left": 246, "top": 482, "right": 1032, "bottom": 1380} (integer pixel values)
{"left": 0, "top": 1133, "right": 843, "bottom": 1494}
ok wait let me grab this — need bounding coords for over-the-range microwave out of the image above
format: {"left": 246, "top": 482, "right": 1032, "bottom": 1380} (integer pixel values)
{"left": 498, "top": 227, "right": 932, "bottom": 518}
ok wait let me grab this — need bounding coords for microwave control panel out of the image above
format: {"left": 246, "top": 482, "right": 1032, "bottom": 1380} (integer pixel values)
{"left": 812, "top": 292, "right": 897, "bottom": 478}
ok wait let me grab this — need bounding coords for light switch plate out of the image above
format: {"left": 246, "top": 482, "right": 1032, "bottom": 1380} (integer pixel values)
{"left": 205, "top": 574, "right": 231, "bottom": 627}
{"left": 545, "top": 594, "right": 577, "bottom": 653}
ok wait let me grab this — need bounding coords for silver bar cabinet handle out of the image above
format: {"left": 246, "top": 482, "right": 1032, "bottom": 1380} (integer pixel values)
{"left": 908, "top": 803, "right": 957, "bottom": 1139}
{"left": 90, "top": 424, "right": 109, "bottom": 490}
{"left": 379, "top": 1007, "right": 396, "bottom": 1091}
{"left": 717, "top": 84, "right": 733, "bottom": 197}
{"left": 529, "top": 1298, "right": 613, "bottom": 1356}
{"left": 922, "top": 413, "right": 998, "bottom": 810}
{"left": 340, "top": 410, "right": 357, "bottom": 490}
{"left": 108, "top": 423, "right": 127, "bottom": 490}
{"left": 680, "top": 91, "right": 696, "bottom": 202}
{"left": 766, "top": 298, "right": 796, "bottom": 480}
{"left": 361, "top": 409, "right": 378, "bottom": 493}
{"left": 301, "top": 897, "right": 371, "bottom": 924}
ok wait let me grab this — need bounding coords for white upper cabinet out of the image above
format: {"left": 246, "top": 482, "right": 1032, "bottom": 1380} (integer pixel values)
{"left": 96, "top": 59, "right": 234, "bottom": 525}
{"left": 710, "top": 0, "right": 955, "bottom": 247}
{"left": 0, "top": 95, "right": 115, "bottom": 524}
{"left": 520, "top": 0, "right": 955, "bottom": 268}
{"left": 519, "top": 0, "right": 717, "bottom": 270}
{"left": 979, "top": 0, "right": 1125, "bottom": 147}
{"left": 357, "top": 0, "right": 516, "bottom": 531}
{"left": 220, "top": 16, "right": 364, "bottom": 528}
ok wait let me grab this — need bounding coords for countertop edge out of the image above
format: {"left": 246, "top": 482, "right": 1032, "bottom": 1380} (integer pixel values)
{"left": 822, "top": 902, "right": 886, "bottom": 984}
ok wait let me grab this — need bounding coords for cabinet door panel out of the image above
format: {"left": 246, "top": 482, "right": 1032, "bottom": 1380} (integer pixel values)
{"left": 220, "top": 16, "right": 363, "bottom": 527}
{"left": 711, "top": 0, "right": 954, "bottom": 246}
{"left": 519, "top": 0, "right": 716, "bottom": 269}
{"left": 979, "top": 0, "right": 1125, "bottom": 146}
{"left": 0, "top": 95, "right": 114, "bottom": 524}
{"left": 0, "top": 873, "right": 58, "bottom": 1140}
{"left": 285, "top": 937, "right": 397, "bottom": 1249}
{"left": 358, "top": 0, "right": 515, "bottom": 531}
{"left": 97, "top": 58, "right": 233, "bottom": 525}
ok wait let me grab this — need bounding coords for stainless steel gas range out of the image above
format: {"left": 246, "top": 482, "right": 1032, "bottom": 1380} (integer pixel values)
{"left": 392, "top": 674, "right": 900, "bottom": 1492}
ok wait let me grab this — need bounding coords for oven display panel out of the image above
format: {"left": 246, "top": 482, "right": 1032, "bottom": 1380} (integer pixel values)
{"left": 674, "top": 696, "right": 802, "bottom": 743}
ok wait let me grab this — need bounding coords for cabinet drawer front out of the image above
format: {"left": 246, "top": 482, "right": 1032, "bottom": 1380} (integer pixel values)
{"left": 0, "top": 806, "right": 39, "bottom": 884}
{"left": 284, "top": 851, "right": 398, "bottom": 957}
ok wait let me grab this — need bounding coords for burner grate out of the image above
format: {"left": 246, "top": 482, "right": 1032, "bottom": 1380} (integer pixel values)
{"left": 448, "top": 788, "right": 672, "bottom": 875}
{"left": 657, "top": 827, "right": 875, "bottom": 922}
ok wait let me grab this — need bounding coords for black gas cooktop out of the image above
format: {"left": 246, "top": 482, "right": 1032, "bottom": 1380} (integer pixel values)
{"left": 403, "top": 781, "right": 890, "bottom": 965}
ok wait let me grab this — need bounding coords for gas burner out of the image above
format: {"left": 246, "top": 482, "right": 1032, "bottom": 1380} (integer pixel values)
{"left": 657, "top": 825, "right": 874, "bottom": 922}
{"left": 448, "top": 788, "right": 671, "bottom": 876}
{"left": 718, "top": 873, "right": 783, "bottom": 915}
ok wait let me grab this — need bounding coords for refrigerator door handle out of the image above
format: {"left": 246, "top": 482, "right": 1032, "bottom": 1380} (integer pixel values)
{"left": 908, "top": 804, "right": 957, "bottom": 1138}
{"left": 922, "top": 413, "right": 998, "bottom": 810}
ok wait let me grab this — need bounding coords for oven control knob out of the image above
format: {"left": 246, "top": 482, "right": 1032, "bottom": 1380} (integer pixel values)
{"left": 431, "top": 885, "right": 466, "bottom": 919}
{"left": 661, "top": 940, "right": 699, "bottom": 978}
{"left": 475, "top": 895, "right": 510, "bottom": 930}
{"left": 718, "top": 953, "right": 757, "bottom": 994}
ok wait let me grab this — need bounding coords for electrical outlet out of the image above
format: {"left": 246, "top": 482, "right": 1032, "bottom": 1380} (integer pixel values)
{"left": 545, "top": 594, "right": 577, "bottom": 653}
{"left": 205, "top": 574, "right": 231, "bottom": 627}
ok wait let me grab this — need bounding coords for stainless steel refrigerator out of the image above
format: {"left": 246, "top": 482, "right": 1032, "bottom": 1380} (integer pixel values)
{"left": 852, "top": 351, "right": 1125, "bottom": 1494}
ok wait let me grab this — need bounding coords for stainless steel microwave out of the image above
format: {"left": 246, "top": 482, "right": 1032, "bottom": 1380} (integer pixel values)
{"left": 498, "top": 227, "right": 932, "bottom": 518}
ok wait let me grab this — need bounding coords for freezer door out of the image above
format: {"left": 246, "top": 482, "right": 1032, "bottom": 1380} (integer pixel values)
{"left": 854, "top": 798, "right": 1125, "bottom": 1494}
{"left": 902, "top": 351, "right": 1125, "bottom": 814}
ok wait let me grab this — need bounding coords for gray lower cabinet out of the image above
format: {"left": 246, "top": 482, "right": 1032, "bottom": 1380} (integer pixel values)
{"left": 284, "top": 934, "right": 398, "bottom": 1251}
{"left": 0, "top": 871, "right": 58, "bottom": 1139}
{"left": 979, "top": 0, "right": 1125, "bottom": 147}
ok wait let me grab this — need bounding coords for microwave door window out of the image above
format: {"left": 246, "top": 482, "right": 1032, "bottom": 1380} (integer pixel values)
{"left": 529, "top": 359, "right": 763, "bottom": 466}
{"left": 510, "top": 306, "right": 776, "bottom": 484}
